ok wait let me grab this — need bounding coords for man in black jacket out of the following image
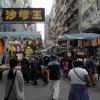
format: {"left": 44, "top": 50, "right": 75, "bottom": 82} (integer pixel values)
{"left": 47, "top": 55, "right": 61, "bottom": 100}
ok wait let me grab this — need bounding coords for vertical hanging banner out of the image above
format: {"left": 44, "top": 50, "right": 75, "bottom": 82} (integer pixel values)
{"left": 97, "top": 0, "right": 100, "bottom": 10}
{"left": 2, "top": 8, "right": 45, "bottom": 23}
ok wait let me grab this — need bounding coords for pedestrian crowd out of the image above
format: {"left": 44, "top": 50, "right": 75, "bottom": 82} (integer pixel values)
{"left": 0, "top": 39, "right": 100, "bottom": 100}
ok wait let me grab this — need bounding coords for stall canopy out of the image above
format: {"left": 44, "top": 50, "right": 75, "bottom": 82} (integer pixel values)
{"left": 0, "top": 31, "right": 41, "bottom": 39}
{"left": 58, "top": 33, "right": 100, "bottom": 40}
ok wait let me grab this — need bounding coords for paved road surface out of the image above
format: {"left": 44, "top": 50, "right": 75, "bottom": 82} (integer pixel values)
{"left": 0, "top": 79, "right": 100, "bottom": 100}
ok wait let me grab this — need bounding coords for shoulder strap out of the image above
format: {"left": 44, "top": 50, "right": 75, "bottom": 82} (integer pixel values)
{"left": 73, "top": 68, "right": 86, "bottom": 83}
{"left": 72, "top": 62, "right": 86, "bottom": 83}
{"left": 6, "top": 70, "right": 17, "bottom": 100}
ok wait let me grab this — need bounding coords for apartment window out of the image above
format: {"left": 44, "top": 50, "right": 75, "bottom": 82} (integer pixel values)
{"left": 82, "top": 8, "right": 91, "bottom": 22}
{"left": 13, "top": 0, "right": 16, "bottom": 3}
{"left": 91, "top": 3, "right": 97, "bottom": 19}
{"left": 60, "top": 0, "right": 65, "bottom": 6}
{"left": 66, "top": 0, "right": 69, "bottom": 3}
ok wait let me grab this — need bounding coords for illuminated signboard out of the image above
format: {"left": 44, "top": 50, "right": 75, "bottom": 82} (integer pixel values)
{"left": 2, "top": 8, "right": 45, "bottom": 23}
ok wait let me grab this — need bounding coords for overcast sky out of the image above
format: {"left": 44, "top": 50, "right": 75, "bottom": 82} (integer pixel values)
{"left": 32, "top": 0, "right": 54, "bottom": 40}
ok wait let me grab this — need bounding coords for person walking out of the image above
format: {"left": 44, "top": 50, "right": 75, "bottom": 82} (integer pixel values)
{"left": 68, "top": 59, "right": 90, "bottom": 100}
{"left": 30, "top": 57, "right": 38, "bottom": 85}
{"left": 63, "top": 59, "right": 69, "bottom": 79}
{"left": 42, "top": 55, "right": 50, "bottom": 85}
{"left": 2, "top": 58, "right": 24, "bottom": 100}
{"left": 85, "top": 57, "right": 97, "bottom": 86}
{"left": 21, "top": 57, "right": 30, "bottom": 83}
{"left": 47, "top": 55, "right": 61, "bottom": 100}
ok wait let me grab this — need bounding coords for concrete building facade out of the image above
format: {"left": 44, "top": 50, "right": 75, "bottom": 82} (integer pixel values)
{"left": 0, "top": 0, "right": 25, "bottom": 31}
{"left": 45, "top": 15, "right": 50, "bottom": 41}
{"left": 26, "top": 0, "right": 37, "bottom": 32}
{"left": 81, "top": 0, "right": 100, "bottom": 33}
{"left": 10, "top": 0, "right": 28, "bottom": 32}
{"left": 44, "top": 0, "right": 56, "bottom": 42}
{"left": 47, "top": 0, "right": 100, "bottom": 41}
{"left": 47, "top": 0, "right": 80, "bottom": 40}
{"left": 0, "top": 0, "right": 37, "bottom": 32}
{"left": 0, "top": 0, "right": 11, "bottom": 31}
{"left": 0, "top": 0, "right": 11, "bottom": 8}
{"left": 55, "top": 0, "right": 80, "bottom": 34}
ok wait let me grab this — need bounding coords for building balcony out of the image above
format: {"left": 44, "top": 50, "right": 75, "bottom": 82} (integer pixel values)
{"left": 57, "top": 5, "right": 68, "bottom": 22}
{"left": 60, "top": 14, "right": 68, "bottom": 26}
{"left": 60, "top": 0, "right": 65, "bottom": 6}
{"left": 69, "top": 20, "right": 79, "bottom": 29}
{"left": 66, "top": 9, "right": 78, "bottom": 27}
{"left": 65, "top": 0, "right": 78, "bottom": 15}
{"left": 67, "top": 23, "right": 79, "bottom": 33}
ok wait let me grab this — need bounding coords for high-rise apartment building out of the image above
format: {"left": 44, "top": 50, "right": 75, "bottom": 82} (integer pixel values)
{"left": 1, "top": 0, "right": 11, "bottom": 8}
{"left": 54, "top": 0, "right": 68, "bottom": 35}
{"left": 10, "top": 0, "right": 28, "bottom": 31}
{"left": 81, "top": 0, "right": 100, "bottom": 33}
{"left": 65, "top": 0, "right": 80, "bottom": 33}
{"left": 26, "top": 0, "right": 37, "bottom": 32}
{"left": 0, "top": 0, "right": 37, "bottom": 32}
{"left": 45, "top": 0, "right": 56, "bottom": 40}
{"left": 0, "top": 0, "right": 11, "bottom": 31}
{"left": 45, "top": 15, "right": 50, "bottom": 41}
{"left": 0, "top": 0, "right": 25, "bottom": 31}
{"left": 47, "top": 0, "right": 100, "bottom": 40}
{"left": 47, "top": 0, "right": 80, "bottom": 39}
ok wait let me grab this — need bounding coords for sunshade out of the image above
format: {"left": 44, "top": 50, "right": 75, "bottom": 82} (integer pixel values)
{"left": 59, "top": 33, "right": 100, "bottom": 40}
{"left": 0, "top": 32, "right": 41, "bottom": 38}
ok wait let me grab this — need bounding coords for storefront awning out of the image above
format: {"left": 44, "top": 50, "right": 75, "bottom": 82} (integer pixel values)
{"left": 0, "top": 31, "right": 41, "bottom": 39}
{"left": 58, "top": 33, "right": 100, "bottom": 40}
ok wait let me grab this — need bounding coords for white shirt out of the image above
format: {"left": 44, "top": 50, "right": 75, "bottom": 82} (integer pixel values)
{"left": 68, "top": 67, "right": 88, "bottom": 85}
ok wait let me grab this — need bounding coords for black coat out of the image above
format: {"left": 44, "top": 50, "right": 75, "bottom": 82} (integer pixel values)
{"left": 48, "top": 60, "right": 61, "bottom": 80}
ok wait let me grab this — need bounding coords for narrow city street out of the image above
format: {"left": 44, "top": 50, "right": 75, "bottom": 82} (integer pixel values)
{"left": 0, "top": 0, "right": 100, "bottom": 100}
{"left": 0, "top": 79, "right": 100, "bottom": 100}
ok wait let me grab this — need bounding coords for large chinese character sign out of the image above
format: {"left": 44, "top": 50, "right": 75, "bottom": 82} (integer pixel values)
{"left": 2, "top": 8, "right": 45, "bottom": 23}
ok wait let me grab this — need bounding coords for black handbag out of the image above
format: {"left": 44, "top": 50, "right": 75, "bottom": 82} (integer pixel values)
{"left": 4, "top": 70, "right": 17, "bottom": 100}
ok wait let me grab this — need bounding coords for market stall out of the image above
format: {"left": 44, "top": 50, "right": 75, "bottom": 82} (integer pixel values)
{"left": 58, "top": 33, "right": 100, "bottom": 57}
